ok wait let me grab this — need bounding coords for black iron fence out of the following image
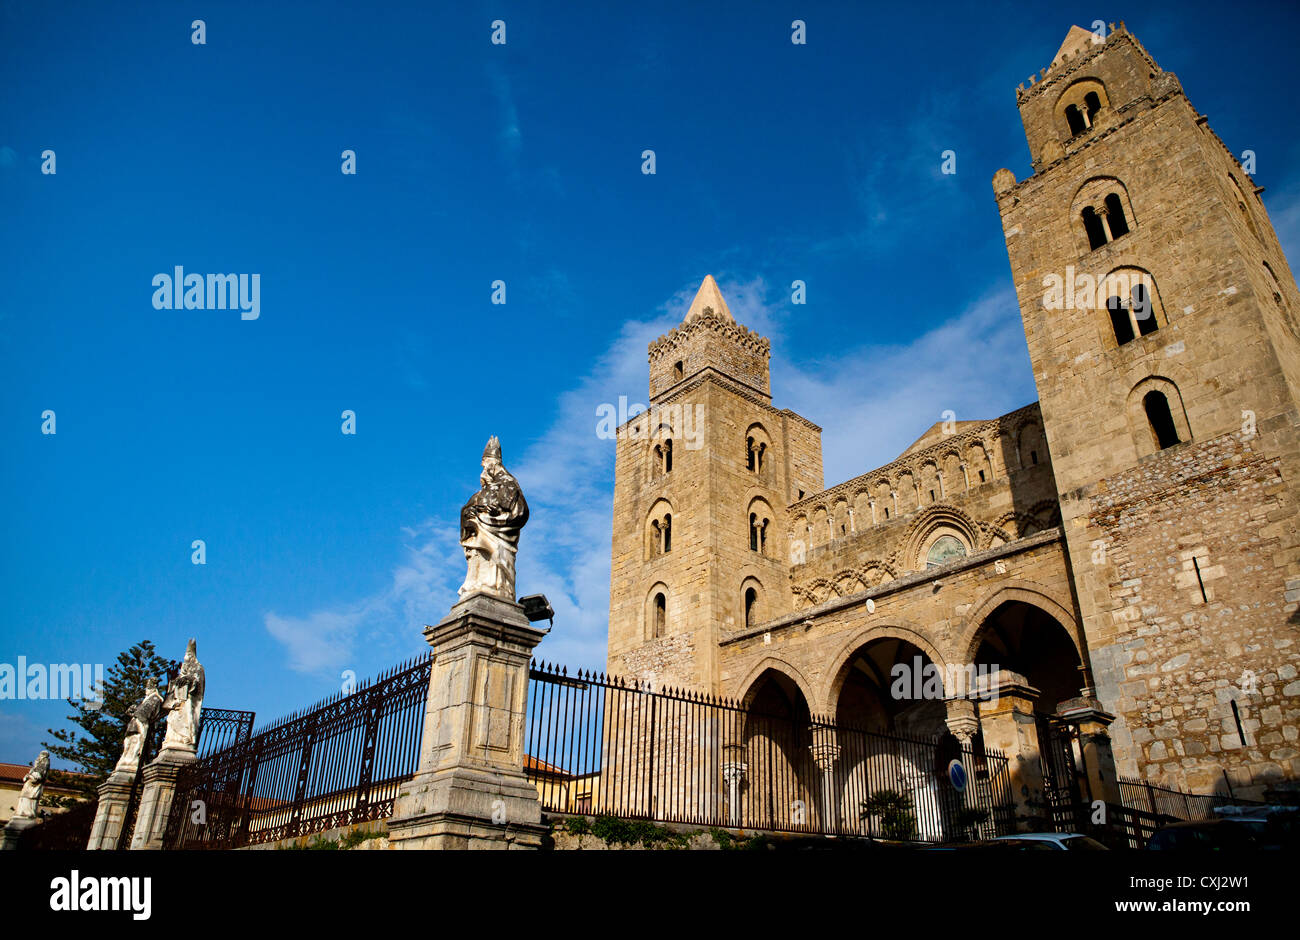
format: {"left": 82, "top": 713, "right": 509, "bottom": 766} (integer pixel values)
{"left": 1116, "top": 775, "right": 1263, "bottom": 822}
{"left": 162, "top": 655, "right": 430, "bottom": 849}
{"left": 525, "top": 662, "right": 1015, "bottom": 842}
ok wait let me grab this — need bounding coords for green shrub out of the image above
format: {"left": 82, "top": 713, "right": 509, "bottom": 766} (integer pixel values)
{"left": 860, "top": 789, "right": 916, "bottom": 841}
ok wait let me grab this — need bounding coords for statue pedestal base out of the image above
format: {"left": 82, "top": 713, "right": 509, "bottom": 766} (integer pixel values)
{"left": 1, "top": 815, "right": 39, "bottom": 851}
{"left": 87, "top": 771, "right": 137, "bottom": 850}
{"left": 388, "top": 592, "right": 548, "bottom": 850}
{"left": 129, "top": 746, "right": 196, "bottom": 850}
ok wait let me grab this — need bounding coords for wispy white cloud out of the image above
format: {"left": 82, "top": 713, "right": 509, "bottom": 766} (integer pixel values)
{"left": 264, "top": 519, "right": 463, "bottom": 675}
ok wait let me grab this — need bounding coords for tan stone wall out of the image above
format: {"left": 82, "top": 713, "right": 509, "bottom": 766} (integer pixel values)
{"left": 996, "top": 26, "right": 1300, "bottom": 795}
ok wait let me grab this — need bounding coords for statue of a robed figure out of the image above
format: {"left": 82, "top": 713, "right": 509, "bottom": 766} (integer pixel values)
{"left": 161, "top": 638, "right": 205, "bottom": 752}
{"left": 113, "top": 677, "right": 164, "bottom": 776}
{"left": 458, "top": 436, "right": 529, "bottom": 602}
{"left": 13, "top": 751, "right": 50, "bottom": 820}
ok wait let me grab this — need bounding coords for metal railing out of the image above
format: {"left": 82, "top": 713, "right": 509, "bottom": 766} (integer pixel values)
{"left": 1117, "top": 775, "right": 1264, "bottom": 822}
{"left": 525, "top": 661, "right": 1015, "bottom": 842}
{"left": 162, "top": 655, "right": 430, "bottom": 849}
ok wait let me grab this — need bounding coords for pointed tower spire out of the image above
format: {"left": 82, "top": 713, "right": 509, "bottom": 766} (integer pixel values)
{"left": 683, "top": 274, "right": 735, "bottom": 324}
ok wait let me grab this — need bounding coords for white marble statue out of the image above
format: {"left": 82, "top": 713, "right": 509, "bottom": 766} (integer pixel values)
{"left": 161, "top": 638, "right": 205, "bottom": 751}
{"left": 457, "top": 436, "right": 529, "bottom": 601}
{"left": 114, "top": 677, "right": 164, "bottom": 775}
{"left": 13, "top": 751, "right": 50, "bottom": 820}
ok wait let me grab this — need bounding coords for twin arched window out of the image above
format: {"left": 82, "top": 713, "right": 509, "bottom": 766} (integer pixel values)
{"left": 749, "top": 512, "right": 769, "bottom": 554}
{"left": 1082, "top": 193, "right": 1131, "bottom": 250}
{"left": 746, "top": 436, "right": 766, "bottom": 472}
{"left": 649, "top": 508, "right": 672, "bottom": 556}
{"left": 1107, "top": 282, "right": 1158, "bottom": 344}
{"left": 653, "top": 437, "right": 673, "bottom": 474}
{"left": 1065, "top": 91, "right": 1103, "bottom": 136}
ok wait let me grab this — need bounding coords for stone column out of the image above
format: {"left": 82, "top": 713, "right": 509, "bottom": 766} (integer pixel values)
{"left": 387, "top": 592, "right": 549, "bottom": 850}
{"left": 721, "top": 754, "right": 747, "bottom": 828}
{"left": 129, "top": 745, "right": 196, "bottom": 849}
{"left": 808, "top": 726, "right": 840, "bottom": 833}
{"left": 86, "top": 771, "right": 136, "bottom": 850}
{"left": 1056, "top": 695, "right": 1122, "bottom": 806}
{"left": 944, "top": 697, "right": 981, "bottom": 818}
{"left": 976, "top": 670, "right": 1046, "bottom": 831}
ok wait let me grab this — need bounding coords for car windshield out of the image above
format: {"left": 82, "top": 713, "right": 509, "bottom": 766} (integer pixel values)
{"left": 1063, "top": 835, "right": 1108, "bottom": 850}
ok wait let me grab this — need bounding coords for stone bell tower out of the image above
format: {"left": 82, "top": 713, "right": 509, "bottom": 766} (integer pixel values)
{"left": 993, "top": 24, "right": 1300, "bottom": 795}
{"left": 607, "top": 276, "right": 823, "bottom": 693}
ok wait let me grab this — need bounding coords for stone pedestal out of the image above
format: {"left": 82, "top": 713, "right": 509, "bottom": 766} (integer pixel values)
{"left": 129, "top": 746, "right": 196, "bottom": 850}
{"left": 976, "top": 671, "right": 1046, "bottom": 830}
{"left": 86, "top": 771, "right": 136, "bottom": 850}
{"left": 1, "top": 815, "right": 39, "bottom": 851}
{"left": 387, "top": 592, "right": 549, "bottom": 850}
{"left": 1056, "top": 695, "right": 1122, "bottom": 806}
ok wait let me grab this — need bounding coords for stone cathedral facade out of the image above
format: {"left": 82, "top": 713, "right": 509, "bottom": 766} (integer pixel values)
{"left": 606, "top": 24, "right": 1300, "bottom": 802}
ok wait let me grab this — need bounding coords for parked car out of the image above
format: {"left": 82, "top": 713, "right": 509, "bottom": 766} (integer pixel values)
{"left": 924, "top": 838, "right": 1060, "bottom": 851}
{"left": 993, "top": 832, "right": 1108, "bottom": 850}
{"left": 1146, "top": 813, "right": 1300, "bottom": 850}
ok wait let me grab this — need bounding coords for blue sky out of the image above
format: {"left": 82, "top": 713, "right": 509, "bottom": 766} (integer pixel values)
{"left": 3, "top": 0, "right": 1300, "bottom": 766}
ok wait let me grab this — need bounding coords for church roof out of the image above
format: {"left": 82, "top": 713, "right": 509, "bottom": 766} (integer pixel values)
{"left": 683, "top": 274, "right": 735, "bottom": 324}
{"left": 896, "top": 420, "right": 986, "bottom": 458}
{"left": 1049, "top": 24, "right": 1097, "bottom": 72}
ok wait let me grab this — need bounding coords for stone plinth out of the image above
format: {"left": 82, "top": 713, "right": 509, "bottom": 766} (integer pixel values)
{"left": 976, "top": 671, "right": 1046, "bottom": 829}
{"left": 1, "top": 815, "right": 39, "bottom": 851}
{"left": 86, "top": 771, "right": 136, "bottom": 850}
{"left": 129, "top": 746, "right": 196, "bottom": 849}
{"left": 387, "top": 592, "right": 549, "bottom": 850}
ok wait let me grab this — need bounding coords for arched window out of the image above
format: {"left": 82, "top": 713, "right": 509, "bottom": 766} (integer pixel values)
{"left": 1143, "top": 392, "right": 1180, "bottom": 449}
{"left": 744, "top": 587, "right": 759, "bottom": 628}
{"left": 1132, "top": 284, "right": 1157, "bottom": 336}
{"left": 1103, "top": 193, "right": 1129, "bottom": 239}
{"left": 1108, "top": 294, "right": 1135, "bottom": 345}
{"left": 663, "top": 438, "right": 673, "bottom": 472}
{"left": 1082, "top": 206, "right": 1106, "bottom": 250}
{"left": 1055, "top": 79, "right": 1109, "bottom": 139}
{"left": 673, "top": 360, "right": 684, "bottom": 382}
{"left": 749, "top": 512, "right": 769, "bottom": 554}
{"left": 1074, "top": 178, "right": 1136, "bottom": 252}
{"left": 654, "top": 592, "right": 667, "bottom": 637}
{"left": 1065, "top": 104, "right": 1087, "bottom": 136}
{"left": 647, "top": 502, "right": 674, "bottom": 558}
{"left": 1103, "top": 270, "right": 1163, "bottom": 346}
{"left": 1084, "top": 91, "right": 1102, "bottom": 121}
{"left": 926, "top": 535, "right": 967, "bottom": 569}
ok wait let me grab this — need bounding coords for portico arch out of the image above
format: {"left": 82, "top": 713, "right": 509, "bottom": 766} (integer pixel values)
{"left": 958, "top": 583, "right": 1086, "bottom": 668}
{"left": 824, "top": 623, "right": 949, "bottom": 715}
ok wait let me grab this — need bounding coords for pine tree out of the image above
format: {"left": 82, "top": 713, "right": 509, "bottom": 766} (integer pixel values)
{"left": 42, "top": 640, "right": 179, "bottom": 799}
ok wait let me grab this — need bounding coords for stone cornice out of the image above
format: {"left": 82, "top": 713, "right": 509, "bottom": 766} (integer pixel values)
{"left": 617, "top": 373, "right": 819, "bottom": 434}
{"left": 648, "top": 309, "right": 771, "bottom": 360}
